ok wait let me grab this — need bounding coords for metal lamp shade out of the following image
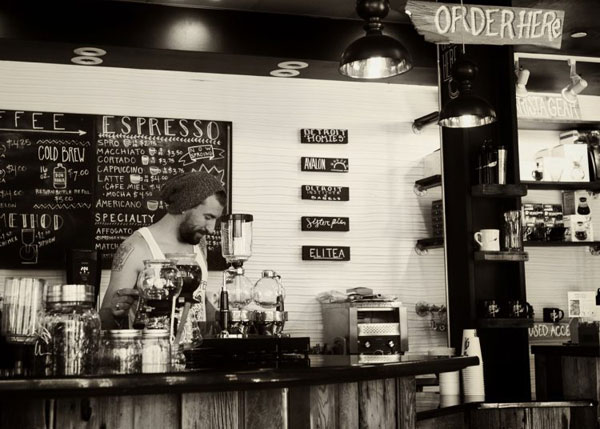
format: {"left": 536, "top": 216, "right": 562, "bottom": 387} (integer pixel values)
{"left": 438, "top": 94, "right": 497, "bottom": 128}
{"left": 339, "top": 33, "right": 412, "bottom": 79}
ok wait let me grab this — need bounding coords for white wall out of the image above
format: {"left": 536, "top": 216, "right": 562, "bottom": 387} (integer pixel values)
{"left": 0, "top": 61, "right": 447, "bottom": 351}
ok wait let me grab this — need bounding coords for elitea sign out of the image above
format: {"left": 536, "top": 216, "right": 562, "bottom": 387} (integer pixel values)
{"left": 406, "top": 1, "right": 564, "bottom": 49}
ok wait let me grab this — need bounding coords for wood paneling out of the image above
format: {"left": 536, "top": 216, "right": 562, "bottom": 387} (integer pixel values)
{"left": 133, "top": 394, "right": 180, "bottom": 428}
{"left": 243, "top": 389, "right": 286, "bottom": 429}
{"left": 181, "top": 392, "right": 239, "bottom": 429}
{"left": 0, "top": 60, "right": 446, "bottom": 352}
{"left": 417, "top": 412, "right": 466, "bottom": 429}
{"left": 358, "top": 379, "right": 397, "bottom": 429}
{"left": 0, "top": 398, "right": 48, "bottom": 429}
{"left": 529, "top": 407, "right": 570, "bottom": 429}
{"left": 337, "top": 382, "right": 359, "bottom": 428}
{"left": 398, "top": 376, "right": 416, "bottom": 429}
{"left": 310, "top": 384, "right": 337, "bottom": 429}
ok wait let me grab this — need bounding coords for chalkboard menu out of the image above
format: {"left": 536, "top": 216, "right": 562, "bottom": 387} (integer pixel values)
{"left": 0, "top": 110, "right": 95, "bottom": 268}
{"left": 0, "top": 110, "right": 232, "bottom": 270}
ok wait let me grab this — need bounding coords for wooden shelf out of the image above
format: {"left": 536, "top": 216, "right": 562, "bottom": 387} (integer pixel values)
{"left": 474, "top": 251, "right": 529, "bottom": 262}
{"left": 477, "top": 318, "right": 534, "bottom": 329}
{"left": 524, "top": 241, "right": 600, "bottom": 247}
{"left": 518, "top": 119, "right": 600, "bottom": 131}
{"left": 471, "top": 184, "right": 528, "bottom": 198}
{"left": 415, "top": 237, "right": 444, "bottom": 254}
{"left": 414, "top": 175, "right": 442, "bottom": 195}
{"left": 524, "top": 241, "right": 600, "bottom": 254}
{"left": 522, "top": 181, "right": 600, "bottom": 192}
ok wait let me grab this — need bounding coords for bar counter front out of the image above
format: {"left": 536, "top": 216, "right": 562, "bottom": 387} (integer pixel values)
{"left": 0, "top": 354, "right": 478, "bottom": 429}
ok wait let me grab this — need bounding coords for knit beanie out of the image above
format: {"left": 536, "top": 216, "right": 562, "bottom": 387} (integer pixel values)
{"left": 160, "top": 172, "right": 225, "bottom": 214}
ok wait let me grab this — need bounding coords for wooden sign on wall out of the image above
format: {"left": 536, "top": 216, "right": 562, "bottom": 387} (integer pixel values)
{"left": 516, "top": 94, "right": 582, "bottom": 120}
{"left": 406, "top": 1, "right": 564, "bottom": 49}
{"left": 301, "top": 185, "right": 349, "bottom": 201}
{"left": 301, "top": 157, "right": 348, "bottom": 173}
{"left": 301, "top": 216, "right": 350, "bottom": 232}
{"left": 300, "top": 129, "right": 348, "bottom": 144}
{"left": 302, "top": 245, "right": 350, "bottom": 261}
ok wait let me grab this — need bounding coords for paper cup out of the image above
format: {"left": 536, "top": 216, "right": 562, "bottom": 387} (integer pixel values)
{"left": 428, "top": 347, "right": 456, "bottom": 357}
{"left": 439, "top": 371, "right": 460, "bottom": 395}
{"left": 461, "top": 329, "right": 477, "bottom": 355}
{"left": 440, "top": 395, "right": 461, "bottom": 407}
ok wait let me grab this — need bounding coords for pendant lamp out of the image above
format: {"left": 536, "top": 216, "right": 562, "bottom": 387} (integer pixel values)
{"left": 339, "top": 0, "right": 412, "bottom": 79}
{"left": 439, "top": 57, "right": 496, "bottom": 128}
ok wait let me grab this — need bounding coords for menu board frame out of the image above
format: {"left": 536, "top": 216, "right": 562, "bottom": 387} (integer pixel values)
{"left": 0, "top": 109, "right": 232, "bottom": 271}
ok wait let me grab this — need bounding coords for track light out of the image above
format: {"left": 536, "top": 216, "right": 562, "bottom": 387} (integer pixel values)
{"left": 561, "top": 59, "right": 588, "bottom": 104}
{"left": 339, "top": 0, "right": 412, "bottom": 79}
{"left": 438, "top": 57, "right": 497, "bottom": 128}
{"left": 515, "top": 67, "right": 530, "bottom": 98}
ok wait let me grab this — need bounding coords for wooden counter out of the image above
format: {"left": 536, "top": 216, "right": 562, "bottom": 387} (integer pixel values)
{"left": 532, "top": 344, "right": 600, "bottom": 428}
{"left": 0, "top": 355, "right": 478, "bottom": 429}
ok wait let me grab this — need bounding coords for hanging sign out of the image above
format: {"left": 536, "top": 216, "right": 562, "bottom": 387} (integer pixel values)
{"left": 301, "top": 216, "right": 350, "bottom": 232}
{"left": 516, "top": 94, "right": 582, "bottom": 121}
{"left": 300, "top": 129, "right": 348, "bottom": 144}
{"left": 405, "top": 1, "right": 564, "bottom": 49}
{"left": 301, "top": 157, "right": 348, "bottom": 173}
{"left": 302, "top": 246, "right": 350, "bottom": 261}
{"left": 301, "top": 185, "right": 349, "bottom": 201}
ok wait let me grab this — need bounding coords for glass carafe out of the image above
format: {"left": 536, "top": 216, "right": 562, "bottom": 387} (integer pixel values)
{"left": 165, "top": 253, "right": 204, "bottom": 349}
{"left": 220, "top": 214, "right": 253, "bottom": 265}
{"left": 253, "top": 270, "right": 285, "bottom": 310}
{"left": 133, "top": 260, "right": 182, "bottom": 331}
{"left": 225, "top": 267, "right": 253, "bottom": 310}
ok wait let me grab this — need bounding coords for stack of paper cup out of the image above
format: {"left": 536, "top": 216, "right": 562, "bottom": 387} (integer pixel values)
{"left": 461, "top": 329, "right": 485, "bottom": 401}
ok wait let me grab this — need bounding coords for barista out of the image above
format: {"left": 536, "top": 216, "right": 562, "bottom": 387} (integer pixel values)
{"left": 99, "top": 172, "right": 226, "bottom": 329}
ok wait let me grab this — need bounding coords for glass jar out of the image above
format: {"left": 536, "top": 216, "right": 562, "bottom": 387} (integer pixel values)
{"left": 1, "top": 277, "right": 45, "bottom": 344}
{"left": 253, "top": 270, "right": 285, "bottom": 310}
{"left": 39, "top": 284, "right": 100, "bottom": 376}
{"left": 165, "top": 253, "right": 204, "bottom": 349}
{"left": 225, "top": 267, "right": 253, "bottom": 310}
{"left": 134, "top": 260, "right": 182, "bottom": 331}
{"left": 142, "top": 329, "right": 171, "bottom": 373}
{"left": 99, "top": 329, "right": 142, "bottom": 374}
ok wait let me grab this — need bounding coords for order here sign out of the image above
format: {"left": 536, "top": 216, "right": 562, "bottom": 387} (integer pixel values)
{"left": 405, "top": 1, "right": 564, "bottom": 49}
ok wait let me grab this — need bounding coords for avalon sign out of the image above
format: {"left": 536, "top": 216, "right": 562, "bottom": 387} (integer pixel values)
{"left": 405, "top": 1, "right": 564, "bottom": 49}
{"left": 516, "top": 93, "right": 582, "bottom": 121}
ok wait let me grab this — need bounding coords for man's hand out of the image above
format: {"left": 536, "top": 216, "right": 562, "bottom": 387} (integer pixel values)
{"left": 109, "top": 288, "right": 140, "bottom": 318}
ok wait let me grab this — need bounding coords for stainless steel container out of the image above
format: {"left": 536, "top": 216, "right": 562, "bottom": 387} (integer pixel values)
{"left": 321, "top": 300, "right": 408, "bottom": 355}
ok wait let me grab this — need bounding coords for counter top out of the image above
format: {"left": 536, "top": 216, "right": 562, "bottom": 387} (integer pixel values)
{"left": 0, "top": 355, "right": 478, "bottom": 398}
{"left": 531, "top": 344, "right": 600, "bottom": 357}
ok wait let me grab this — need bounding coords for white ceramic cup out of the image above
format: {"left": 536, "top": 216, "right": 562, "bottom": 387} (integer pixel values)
{"left": 474, "top": 229, "right": 500, "bottom": 251}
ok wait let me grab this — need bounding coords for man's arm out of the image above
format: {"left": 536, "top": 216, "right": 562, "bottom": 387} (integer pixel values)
{"left": 100, "top": 235, "right": 145, "bottom": 329}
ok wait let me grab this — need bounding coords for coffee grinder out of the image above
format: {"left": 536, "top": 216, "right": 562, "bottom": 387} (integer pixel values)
{"left": 219, "top": 214, "right": 254, "bottom": 336}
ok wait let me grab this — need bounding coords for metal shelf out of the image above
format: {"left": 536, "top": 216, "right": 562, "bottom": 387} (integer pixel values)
{"left": 522, "top": 181, "right": 600, "bottom": 192}
{"left": 477, "top": 318, "right": 534, "bottom": 329}
{"left": 414, "top": 175, "right": 442, "bottom": 196}
{"left": 471, "top": 184, "right": 528, "bottom": 198}
{"left": 474, "top": 251, "right": 529, "bottom": 262}
{"left": 415, "top": 237, "right": 444, "bottom": 255}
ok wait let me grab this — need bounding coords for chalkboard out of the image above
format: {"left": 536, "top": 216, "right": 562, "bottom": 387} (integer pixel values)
{"left": 0, "top": 110, "right": 95, "bottom": 268}
{"left": 95, "top": 115, "right": 232, "bottom": 269}
{"left": 301, "top": 216, "right": 350, "bottom": 232}
{"left": 302, "top": 246, "right": 350, "bottom": 261}
{"left": 0, "top": 110, "right": 232, "bottom": 270}
{"left": 301, "top": 185, "right": 349, "bottom": 201}
{"left": 301, "top": 157, "right": 348, "bottom": 173}
{"left": 300, "top": 129, "right": 348, "bottom": 144}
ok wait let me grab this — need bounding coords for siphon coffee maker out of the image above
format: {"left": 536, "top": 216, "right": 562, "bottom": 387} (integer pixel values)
{"left": 219, "top": 214, "right": 254, "bottom": 336}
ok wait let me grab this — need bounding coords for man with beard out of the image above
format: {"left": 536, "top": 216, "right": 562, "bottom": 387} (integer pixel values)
{"left": 100, "top": 172, "right": 226, "bottom": 329}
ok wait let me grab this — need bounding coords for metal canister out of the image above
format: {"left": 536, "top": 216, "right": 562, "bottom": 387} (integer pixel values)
{"left": 141, "top": 329, "right": 170, "bottom": 373}
{"left": 100, "top": 330, "right": 142, "bottom": 374}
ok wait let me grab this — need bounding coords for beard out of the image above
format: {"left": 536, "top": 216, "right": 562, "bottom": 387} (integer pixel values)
{"left": 178, "top": 218, "right": 205, "bottom": 245}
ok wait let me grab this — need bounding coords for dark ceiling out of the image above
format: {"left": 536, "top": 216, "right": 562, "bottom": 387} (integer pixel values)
{"left": 110, "top": 0, "right": 600, "bottom": 96}
{"left": 0, "top": 0, "right": 598, "bottom": 96}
